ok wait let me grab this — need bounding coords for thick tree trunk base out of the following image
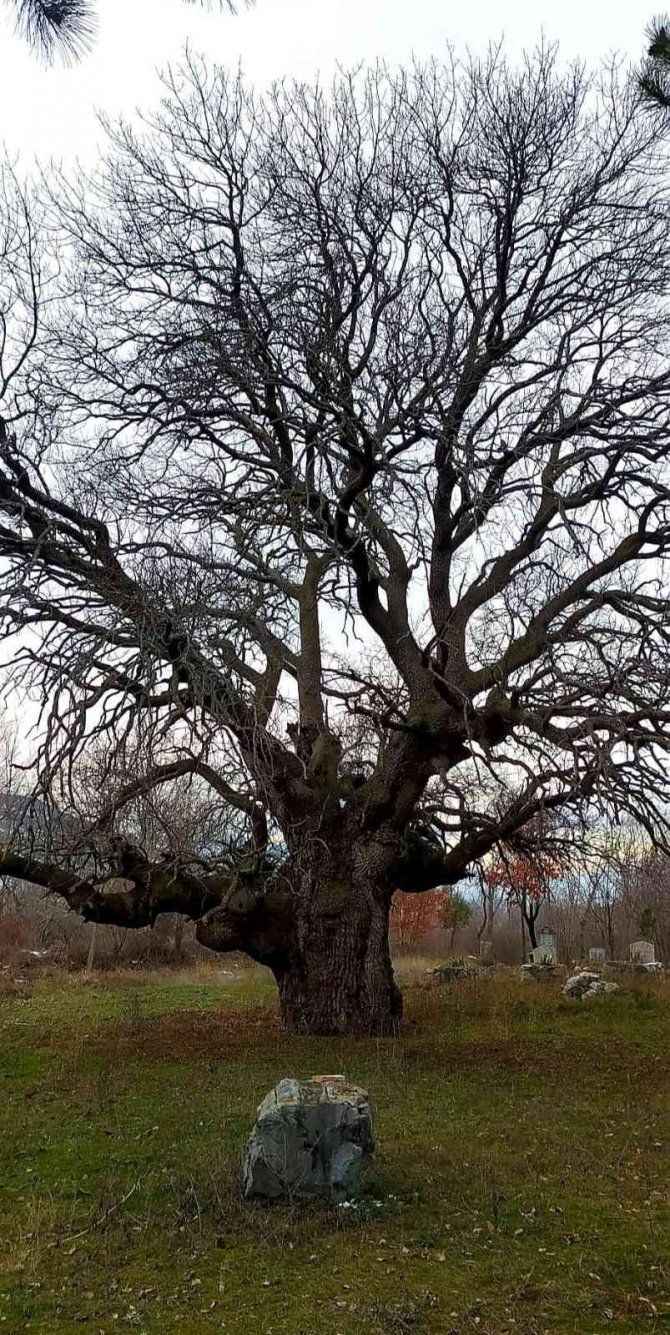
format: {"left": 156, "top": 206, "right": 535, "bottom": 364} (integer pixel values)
{"left": 195, "top": 860, "right": 404, "bottom": 1037}
{"left": 276, "top": 966, "right": 402, "bottom": 1037}
{"left": 275, "top": 895, "right": 402, "bottom": 1037}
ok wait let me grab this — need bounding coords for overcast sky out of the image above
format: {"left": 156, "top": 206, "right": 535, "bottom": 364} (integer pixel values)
{"left": 0, "top": 0, "right": 648, "bottom": 167}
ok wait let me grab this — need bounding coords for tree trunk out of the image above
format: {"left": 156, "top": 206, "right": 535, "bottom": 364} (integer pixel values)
{"left": 85, "top": 922, "right": 98, "bottom": 973}
{"left": 577, "top": 913, "right": 587, "bottom": 963}
{"left": 607, "top": 907, "right": 616, "bottom": 962}
{"left": 523, "top": 896, "right": 539, "bottom": 950}
{"left": 196, "top": 846, "right": 403, "bottom": 1037}
{"left": 274, "top": 891, "right": 401, "bottom": 1036}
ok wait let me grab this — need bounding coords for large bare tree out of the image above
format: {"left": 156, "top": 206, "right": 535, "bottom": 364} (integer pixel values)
{"left": 2, "top": 50, "right": 670, "bottom": 1034}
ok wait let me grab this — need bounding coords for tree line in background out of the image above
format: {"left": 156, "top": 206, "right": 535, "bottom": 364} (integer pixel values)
{"left": 3, "top": 830, "right": 669, "bottom": 971}
{"left": 388, "top": 833, "right": 670, "bottom": 963}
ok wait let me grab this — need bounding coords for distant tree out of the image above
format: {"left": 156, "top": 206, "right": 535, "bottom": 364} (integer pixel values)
{"left": 639, "top": 904, "right": 657, "bottom": 939}
{"left": 485, "top": 845, "right": 561, "bottom": 951}
{"left": 638, "top": 16, "right": 670, "bottom": 108}
{"left": 621, "top": 850, "right": 670, "bottom": 961}
{"left": 390, "top": 884, "right": 471, "bottom": 953}
{"left": 473, "top": 863, "right": 505, "bottom": 951}
{"left": 390, "top": 888, "right": 447, "bottom": 953}
{"left": 439, "top": 888, "right": 472, "bottom": 951}
{"left": 7, "top": 0, "right": 244, "bottom": 64}
{"left": 586, "top": 860, "right": 621, "bottom": 961}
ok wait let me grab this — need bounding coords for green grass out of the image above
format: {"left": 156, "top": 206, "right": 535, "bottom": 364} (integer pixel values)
{"left": 0, "top": 964, "right": 669, "bottom": 1334}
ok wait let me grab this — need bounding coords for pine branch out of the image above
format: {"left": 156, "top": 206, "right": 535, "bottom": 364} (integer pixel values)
{"left": 13, "top": 0, "right": 96, "bottom": 63}
{"left": 9, "top": 0, "right": 246, "bottom": 64}
{"left": 645, "top": 13, "right": 670, "bottom": 59}
{"left": 639, "top": 64, "right": 670, "bottom": 108}
{"left": 639, "top": 15, "right": 670, "bottom": 107}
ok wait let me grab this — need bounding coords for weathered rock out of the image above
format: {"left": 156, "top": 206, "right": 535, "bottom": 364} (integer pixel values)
{"left": 583, "top": 980, "right": 619, "bottom": 998}
{"left": 563, "top": 970, "right": 619, "bottom": 1000}
{"left": 432, "top": 959, "right": 479, "bottom": 982}
{"left": 603, "top": 960, "right": 665, "bottom": 978}
{"left": 564, "top": 970, "right": 600, "bottom": 997}
{"left": 520, "top": 962, "right": 565, "bottom": 982}
{"left": 241, "top": 1075, "right": 374, "bottom": 1203}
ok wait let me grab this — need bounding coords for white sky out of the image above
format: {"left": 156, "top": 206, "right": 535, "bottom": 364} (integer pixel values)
{"left": 0, "top": 0, "right": 648, "bottom": 168}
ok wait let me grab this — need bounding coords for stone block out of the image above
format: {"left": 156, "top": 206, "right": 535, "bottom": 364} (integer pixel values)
{"left": 629, "top": 940, "right": 655, "bottom": 965}
{"left": 241, "top": 1075, "right": 374, "bottom": 1203}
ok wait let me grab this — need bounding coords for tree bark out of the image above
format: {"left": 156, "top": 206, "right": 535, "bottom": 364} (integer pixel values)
{"left": 195, "top": 838, "right": 404, "bottom": 1036}
{"left": 526, "top": 914, "right": 538, "bottom": 950}
{"left": 521, "top": 893, "right": 539, "bottom": 950}
{"left": 85, "top": 922, "right": 98, "bottom": 974}
{"left": 275, "top": 893, "right": 401, "bottom": 1037}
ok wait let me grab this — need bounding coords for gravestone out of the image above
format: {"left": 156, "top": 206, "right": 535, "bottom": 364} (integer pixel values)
{"left": 534, "top": 928, "right": 558, "bottom": 965}
{"left": 241, "top": 1075, "right": 374, "bottom": 1203}
{"left": 589, "top": 947, "right": 606, "bottom": 965}
{"left": 525, "top": 934, "right": 557, "bottom": 966}
{"left": 629, "top": 940, "right": 655, "bottom": 965}
{"left": 538, "top": 927, "right": 557, "bottom": 950}
{"left": 526, "top": 928, "right": 558, "bottom": 968}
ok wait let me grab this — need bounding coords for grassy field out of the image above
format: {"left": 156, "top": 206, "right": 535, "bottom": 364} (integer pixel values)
{"left": 0, "top": 963, "right": 669, "bottom": 1334}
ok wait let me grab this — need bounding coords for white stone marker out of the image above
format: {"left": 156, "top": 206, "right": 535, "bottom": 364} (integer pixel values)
{"left": 629, "top": 940, "right": 655, "bottom": 965}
